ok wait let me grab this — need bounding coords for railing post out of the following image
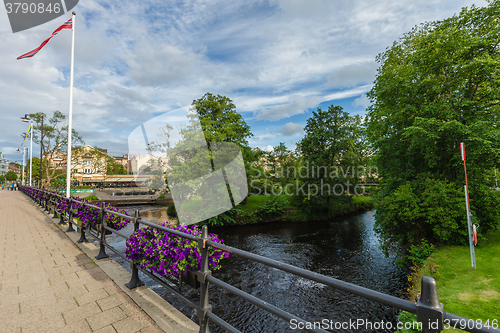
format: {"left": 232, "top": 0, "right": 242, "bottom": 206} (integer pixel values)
{"left": 66, "top": 198, "right": 75, "bottom": 232}
{"left": 52, "top": 195, "right": 59, "bottom": 219}
{"left": 126, "top": 210, "right": 144, "bottom": 289}
{"left": 44, "top": 193, "right": 50, "bottom": 212}
{"left": 417, "top": 276, "right": 443, "bottom": 333}
{"left": 57, "top": 196, "right": 66, "bottom": 224}
{"left": 197, "top": 225, "right": 212, "bottom": 333}
{"left": 95, "top": 206, "right": 109, "bottom": 260}
{"left": 77, "top": 216, "right": 89, "bottom": 243}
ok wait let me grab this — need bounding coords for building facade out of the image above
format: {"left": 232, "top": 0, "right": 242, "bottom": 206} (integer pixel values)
{"left": 45, "top": 146, "right": 108, "bottom": 184}
{"left": 0, "top": 152, "right": 8, "bottom": 176}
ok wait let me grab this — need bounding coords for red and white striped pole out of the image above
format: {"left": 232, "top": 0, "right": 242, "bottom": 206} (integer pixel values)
{"left": 461, "top": 142, "right": 476, "bottom": 269}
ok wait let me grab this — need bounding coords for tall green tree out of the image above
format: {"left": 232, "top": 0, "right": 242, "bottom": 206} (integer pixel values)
{"left": 26, "top": 157, "right": 40, "bottom": 185}
{"left": 27, "top": 112, "right": 84, "bottom": 188}
{"left": 366, "top": 1, "right": 500, "bottom": 252}
{"left": 5, "top": 170, "right": 18, "bottom": 182}
{"left": 191, "top": 93, "right": 253, "bottom": 147}
{"left": 297, "top": 105, "right": 366, "bottom": 212}
{"left": 191, "top": 93, "right": 256, "bottom": 195}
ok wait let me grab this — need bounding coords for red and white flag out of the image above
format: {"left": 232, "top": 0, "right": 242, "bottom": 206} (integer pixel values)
{"left": 17, "top": 18, "right": 72, "bottom": 60}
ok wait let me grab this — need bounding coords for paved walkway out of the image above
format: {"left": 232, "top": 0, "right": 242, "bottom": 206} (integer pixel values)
{"left": 0, "top": 190, "right": 166, "bottom": 333}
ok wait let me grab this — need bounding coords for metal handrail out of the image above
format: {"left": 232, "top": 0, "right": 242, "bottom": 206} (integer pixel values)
{"left": 21, "top": 186, "right": 500, "bottom": 333}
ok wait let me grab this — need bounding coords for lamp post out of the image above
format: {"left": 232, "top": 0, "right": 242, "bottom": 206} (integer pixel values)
{"left": 16, "top": 147, "right": 27, "bottom": 185}
{"left": 21, "top": 114, "right": 33, "bottom": 186}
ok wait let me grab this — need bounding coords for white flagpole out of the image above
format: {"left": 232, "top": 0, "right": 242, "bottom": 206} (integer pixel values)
{"left": 65, "top": 12, "right": 76, "bottom": 198}
{"left": 29, "top": 122, "right": 32, "bottom": 186}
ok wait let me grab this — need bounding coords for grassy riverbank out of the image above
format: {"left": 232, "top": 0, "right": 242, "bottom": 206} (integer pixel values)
{"left": 234, "top": 194, "right": 373, "bottom": 224}
{"left": 404, "top": 227, "right": 500, "bottom": 331}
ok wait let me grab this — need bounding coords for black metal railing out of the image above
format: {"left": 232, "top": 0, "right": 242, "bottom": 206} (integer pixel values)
{"left": 21, "top": 186, "right": 500, "bottom": 333}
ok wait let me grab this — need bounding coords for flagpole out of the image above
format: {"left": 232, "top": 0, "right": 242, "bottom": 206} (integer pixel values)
{"left": 29, "top": 121, "right": 32, "bottom": 186}
{"left": 65, "top": 12, "right": 76, "bottom": 198}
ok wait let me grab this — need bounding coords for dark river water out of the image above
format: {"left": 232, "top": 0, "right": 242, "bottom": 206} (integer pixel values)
{"left": 106, "top": 207, "right": 408, "bottom": 333}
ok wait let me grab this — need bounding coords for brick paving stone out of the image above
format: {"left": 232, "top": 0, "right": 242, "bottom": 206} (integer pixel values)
{"left": 94, "top": 324, "right": 119, "bottom": 333}
{"left": 113, "top": 315, "right": 149, "bottom": 333}
{"left": 87, "top": 306, "right": 127, "bottom": 331}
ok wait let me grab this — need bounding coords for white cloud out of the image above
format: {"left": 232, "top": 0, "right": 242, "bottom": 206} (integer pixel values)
{"left": 324, "top": 85, "right": 373, "bottom": 101}
{"left": 353, "top": 93, "right": 370, "bottom": 108}
{"left": 256, "top": 95, "right": 323, "bottom": 121}
{"left": 327, "top": 61, "right": 378, "bottom": 88}
{"left": 279, "top": 122, "right": 303, "bottom": 136}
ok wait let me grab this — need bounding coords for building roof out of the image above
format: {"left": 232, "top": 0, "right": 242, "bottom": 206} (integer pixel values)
{"left": 8, "top": 164, "right": 24, "bottom": 174}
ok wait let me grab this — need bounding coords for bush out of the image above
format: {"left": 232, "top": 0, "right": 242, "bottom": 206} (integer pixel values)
{"left": 167, "top": 204, "right": 177, "bottom": 217}
{"left": 405, "top": 239, "right": 434, "bottom": 268}
{"left": 86, "top": 194, "right": 99, "bottom": 201}
{"left": 256, "top": 195, "right": 289, "bottom": 218}
{"left": 158, "top": 193, "right": 165, "bottom": 199}
{"left": 204, "top": 207, "right": 243, "bottom": 226}
{"left": 374, "top": 177, "right": 466, "bottom": 254}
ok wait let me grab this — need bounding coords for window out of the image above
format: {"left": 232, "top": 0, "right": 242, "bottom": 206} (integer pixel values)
{"left": 72, "top": 159, "right": 77, "bottom": 164}
{"left": 83, "top": 160, "right": 92, "bottom": 165}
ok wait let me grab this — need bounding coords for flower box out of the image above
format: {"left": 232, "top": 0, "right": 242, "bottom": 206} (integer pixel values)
{"left": 125, "top": 224, "right": 229, "bottom": 283}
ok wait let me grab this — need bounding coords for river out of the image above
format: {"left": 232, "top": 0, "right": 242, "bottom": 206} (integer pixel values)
{"left": 107, "top": 207, "right": 408, "bottom": 333}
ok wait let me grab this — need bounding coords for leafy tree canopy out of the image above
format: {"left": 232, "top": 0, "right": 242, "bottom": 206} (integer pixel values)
{"left": 191, "top": 93, "right": 253, "bottom": 147}
{"left": 26, "top": 111, "right": 84, "bottom": 188}
{"left": 366, "top": 1, "right": 500, "bottom": 190}
{"left": 366, "top": 0, "right": 500, "bottom": 251}
{"left": 5, "top": 170, "right": 18, "bottom": 181}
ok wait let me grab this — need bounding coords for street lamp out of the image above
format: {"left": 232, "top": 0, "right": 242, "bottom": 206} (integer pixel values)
{"left": 21, "top": 114, "right": 43, "bottom": 188}
{"left": 21, "top": 114, "right": 33, "bottom": 186}
{"left": 16, "top": 147, "right": 27, "bottom": 185}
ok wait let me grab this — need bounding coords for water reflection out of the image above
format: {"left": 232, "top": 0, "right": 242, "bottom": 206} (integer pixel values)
{"left": 105, "top": 209, "right": 407, "bottom": 333}
{"left": 122, "top": 205, "right": 178, "bottom": 225}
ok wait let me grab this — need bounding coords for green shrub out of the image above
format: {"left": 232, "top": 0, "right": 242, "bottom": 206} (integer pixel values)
{"left": 86, "top": 194, "right": 99, "bottom": 201}
{"left": 167, "top": 204, "right": 177, "bottom": 217}
{"left": 158, "top": 193, "right": 165, "bottom": 199}
{"left": 256, "top": 195, "right": 289, "bottom": 218}
{"left": 205, "top": 207, "right": 243, "bottom": 226}
{"left": 405, "top": 239, "right": 434, "bottom": 268}
{"left": 375, "top": 177, "right": 465, "bottom": 255}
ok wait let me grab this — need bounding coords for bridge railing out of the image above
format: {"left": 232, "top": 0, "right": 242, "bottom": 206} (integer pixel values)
{"left": 21, "top": 186, "right": 500, "bottom": 333}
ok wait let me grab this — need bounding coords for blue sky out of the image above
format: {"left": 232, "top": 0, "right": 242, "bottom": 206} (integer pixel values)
{"left": 0, "top": 0, "right": 489, "bottom": 162}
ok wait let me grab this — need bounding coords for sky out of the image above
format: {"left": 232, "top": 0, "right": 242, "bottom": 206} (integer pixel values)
{"left": 0, "top": 0, "right": 490, "bottom": 163}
